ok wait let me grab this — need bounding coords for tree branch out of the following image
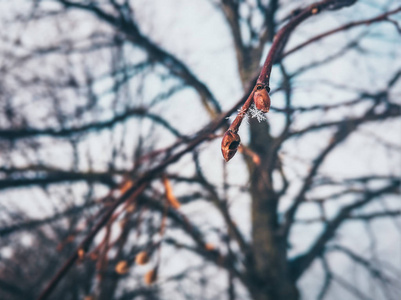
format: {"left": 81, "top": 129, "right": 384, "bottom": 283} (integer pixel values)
{"left": 58, "top": 0, "right": 221, "bottom": 116}
{"left": 290, "top": 180, "right": 400, "bottom": 280}
{"left": 36, "top": 83, "right": 253, "bottom": 300}
{"left": 0, "top": 107, "right": 185, "bottom": 140}
{"left": 282, "top": 6, "right": 401, "bottom": 58}
{"left": 0, "top": 201, "right": 100, "bottom": 237}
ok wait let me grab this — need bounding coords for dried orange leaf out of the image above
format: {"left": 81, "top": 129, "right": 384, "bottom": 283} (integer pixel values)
{"left": 135, "top": 251, "right": 149, "bottom": 265}
{"left": 252, "top": 153, "right": 261, "bottom": 165}
{"left": 205, "top": 243, "right": 215, "bottom": 251}
{"left": 78, "top": 248, "right": 85, "bottom": 260}
{"left": 126, "top": 203, "right": 136, "bottom": 213}
{"left": 120, "top": 180, "right": 134, "bottom": 194}
{"left": 115, "top": 260, "right": 129, "bottom": 274}
{"left": 144, "top": 267, "right": 158, "bottom": 285}
{"left": 162, "top": 176, "right": 181, "bottom": 209}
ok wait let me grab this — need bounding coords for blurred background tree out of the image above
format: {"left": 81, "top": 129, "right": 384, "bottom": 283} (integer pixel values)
{"left": 0, "top": 0, "right": 400, "bottom": 300}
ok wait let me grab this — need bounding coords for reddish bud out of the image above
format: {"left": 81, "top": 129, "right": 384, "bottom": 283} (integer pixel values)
{"left": 253, "top": 86, "right": 270, "bottom": 113}
{"left": 221, "top": 130, "right": 241, "bottom": 162}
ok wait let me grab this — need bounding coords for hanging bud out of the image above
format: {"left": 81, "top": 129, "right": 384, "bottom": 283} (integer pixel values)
{"left": 221, "top": 130, "right": 240, "bottom": 162}
{"left": 253, "top": 85, "right": 270, "bottom": 113}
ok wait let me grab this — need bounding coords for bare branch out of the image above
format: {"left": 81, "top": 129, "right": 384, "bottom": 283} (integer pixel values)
{"left": 283, "top": 7, "right": 401, "bottom": 58}
{"left": 290, "top": 180, "right": 400, "bottom": 280}
{"left": 0, "top": 107, "right": 185, "bottom": 140}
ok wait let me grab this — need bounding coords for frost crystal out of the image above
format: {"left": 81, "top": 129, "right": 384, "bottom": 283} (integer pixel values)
{"left": 248, "top": 104, "right": 267, "bottom": 122}
{"left": 226, "top": 104, "right": 267, "bottom": 123}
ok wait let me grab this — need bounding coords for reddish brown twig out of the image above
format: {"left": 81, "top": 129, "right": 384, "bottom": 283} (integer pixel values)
{"left": 221, "top": 0, "right": 357, "bottom": 161}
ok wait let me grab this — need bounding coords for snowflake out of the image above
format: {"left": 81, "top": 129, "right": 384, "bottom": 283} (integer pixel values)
{"left": 226, "top": 104, "right": 267, "bottom": 123}
{"left": 248, "top": 104, "right": 267, "bottom": 122}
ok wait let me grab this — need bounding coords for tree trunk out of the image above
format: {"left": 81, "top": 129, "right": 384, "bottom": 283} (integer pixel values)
{"left": 247, "top": 119, "right": 299, "bottom": 300}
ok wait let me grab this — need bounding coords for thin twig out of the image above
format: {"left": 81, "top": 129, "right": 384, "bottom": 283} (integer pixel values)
{"left": 222, "top": 0, "right": 356, "bottom": 161}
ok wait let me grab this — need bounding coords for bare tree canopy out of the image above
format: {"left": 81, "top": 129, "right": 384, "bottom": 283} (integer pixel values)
{"left": 0, "top": 0, "right": 400, "bottom": 300}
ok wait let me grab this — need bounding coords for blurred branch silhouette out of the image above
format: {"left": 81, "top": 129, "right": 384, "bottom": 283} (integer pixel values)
{"left": 0, "top": 0, "right": 400, "bottom": 300}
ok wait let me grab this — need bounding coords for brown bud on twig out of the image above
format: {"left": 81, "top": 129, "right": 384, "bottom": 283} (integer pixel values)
{"left": 135, "top": 251, "right": 149, "bottom": 265}
{"left": 221, "top": 130, "right": 240, "bottom": 162}
{"left": 253, "top": 85, "right": 270, "bottom": 113}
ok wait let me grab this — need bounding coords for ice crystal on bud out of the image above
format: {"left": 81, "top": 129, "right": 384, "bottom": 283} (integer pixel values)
{"left": 249, "top": 104, "right": 267, "bottom": 122}
{"left": 226, "top": 105, "right": 267, "bottom": 124}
